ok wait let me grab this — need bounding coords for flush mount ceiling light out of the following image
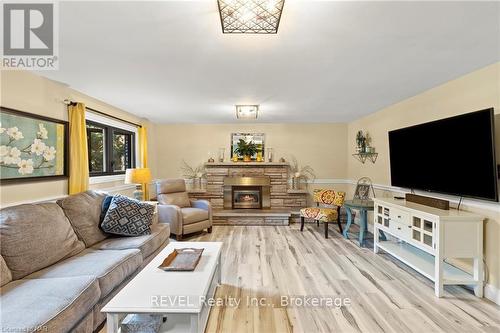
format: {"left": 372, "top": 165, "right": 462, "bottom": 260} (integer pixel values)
{"left": 218, "top": 0, "right": 285, "bottom": 34}
{"left": 236, "top": 105, "right": 259, "bottom": 119}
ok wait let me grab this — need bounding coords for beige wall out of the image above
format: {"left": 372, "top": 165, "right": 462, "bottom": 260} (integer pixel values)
{"left": 0, "top": 70, "right": 149, "bottom": 206}
{"left": 347, "top": 62, "right": 500, "bottom": 292}
{"left": 152, "top": 123, "right": 348, "bottom": 181}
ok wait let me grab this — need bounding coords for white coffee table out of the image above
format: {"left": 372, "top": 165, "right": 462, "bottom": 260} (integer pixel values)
{"left": 102, "top": 242, "right": 222, "bottom": 333}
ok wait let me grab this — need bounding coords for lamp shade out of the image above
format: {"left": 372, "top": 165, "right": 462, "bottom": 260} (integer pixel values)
{"left": 125, "top": 168, "right": 152, "bottom": 184}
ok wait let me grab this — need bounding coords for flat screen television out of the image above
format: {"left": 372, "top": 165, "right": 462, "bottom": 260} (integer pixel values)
{"left": 388, "top": 108, "right": 498, "bottom": 202}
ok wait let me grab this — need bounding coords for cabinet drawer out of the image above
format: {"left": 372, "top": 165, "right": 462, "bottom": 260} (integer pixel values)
{"left": 389, "top": 208, "right": 410, "bottom": 226}
{"left": 389, "top": 220, "right": 411, "bottom": 239}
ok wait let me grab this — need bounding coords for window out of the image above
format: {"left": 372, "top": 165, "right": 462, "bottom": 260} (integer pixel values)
{"left": 86, "top": 120, "right": 135, "bottom": 176}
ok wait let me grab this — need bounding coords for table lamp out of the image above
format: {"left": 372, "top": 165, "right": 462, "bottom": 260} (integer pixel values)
{"left": 125, "top": 168, "right": 152, "bottom": 201}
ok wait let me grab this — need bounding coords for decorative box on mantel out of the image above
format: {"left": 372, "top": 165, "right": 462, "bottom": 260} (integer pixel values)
{"left": 187, "top": 162, "right": 308, "bottom": 225}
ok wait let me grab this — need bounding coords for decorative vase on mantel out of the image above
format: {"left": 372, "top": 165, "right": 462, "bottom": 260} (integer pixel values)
{"left": 243, "top": 155, "right": 252, "bottom": 162}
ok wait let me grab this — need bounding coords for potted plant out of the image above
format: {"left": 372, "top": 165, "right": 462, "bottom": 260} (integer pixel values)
{"left": 356, "top": 130, "right": 365, "bottom": 152}
{"left": 234, "top": 139, "right": 258, "bottom": 162}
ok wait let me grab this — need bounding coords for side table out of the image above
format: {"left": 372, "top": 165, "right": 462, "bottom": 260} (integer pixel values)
{"left": 343, "top": 200, "right": 377, "bottom": 247}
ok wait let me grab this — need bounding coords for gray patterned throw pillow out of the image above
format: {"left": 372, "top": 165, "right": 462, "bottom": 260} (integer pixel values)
{"left": 101, "top": 195, "right": 155, "bottom": 236}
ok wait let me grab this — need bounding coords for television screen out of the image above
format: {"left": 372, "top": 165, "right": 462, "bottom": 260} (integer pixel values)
{"left": 388, "top": 108, "right": 498, "bottom": 201}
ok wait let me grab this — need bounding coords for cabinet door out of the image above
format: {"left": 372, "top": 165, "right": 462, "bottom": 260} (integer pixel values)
{"left": 422, "top": 220, "right": 434, "bottom": 248}
{"left": 410, "top": 215, "right": 436, "bottom": 252}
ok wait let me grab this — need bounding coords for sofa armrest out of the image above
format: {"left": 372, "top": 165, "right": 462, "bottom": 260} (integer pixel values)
{"left": 157, "top": 204, "right": 183, "bottom": 235}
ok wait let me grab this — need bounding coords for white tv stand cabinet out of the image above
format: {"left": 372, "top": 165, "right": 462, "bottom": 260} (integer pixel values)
{"left": 373, "top": 198, "right": 484, "bottom": 298}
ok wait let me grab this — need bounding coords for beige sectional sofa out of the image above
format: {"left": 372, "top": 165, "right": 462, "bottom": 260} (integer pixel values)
{"left": 0, "top": 190, "right": 170, "bottom": 333}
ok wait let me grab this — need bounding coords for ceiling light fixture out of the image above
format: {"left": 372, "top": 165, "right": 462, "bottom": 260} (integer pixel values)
{"left": 236, "top": 105, "right": 259, "bottom": 119}
{"left": 218, "top": 0, "right": 285, "bottom": 34}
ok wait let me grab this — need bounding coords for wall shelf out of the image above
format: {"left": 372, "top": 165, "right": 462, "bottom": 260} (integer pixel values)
{"left": 352, "top": 152, "right": 378, "bottom": 164}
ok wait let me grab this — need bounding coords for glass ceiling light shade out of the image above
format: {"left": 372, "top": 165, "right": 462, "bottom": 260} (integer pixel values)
{"left": 236, "top": 105, "right": 259, "bottom": 119}
{"left": 218, "top": 0, "right": 285, "bottom": 34}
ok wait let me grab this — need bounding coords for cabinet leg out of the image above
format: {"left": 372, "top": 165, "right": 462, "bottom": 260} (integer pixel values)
{"left": 435, "top": 256, "right": 444, "bottom": 297}
{"left": 473, "top": 258, "right": 484, "bottom": 297}
{"left": 300, "top": 216, "right": 305, "bottom": 232}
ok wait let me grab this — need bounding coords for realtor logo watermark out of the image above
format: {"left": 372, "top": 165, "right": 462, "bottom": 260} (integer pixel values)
{"left": 2, "top": 2, "right": 58, "bottom": 70}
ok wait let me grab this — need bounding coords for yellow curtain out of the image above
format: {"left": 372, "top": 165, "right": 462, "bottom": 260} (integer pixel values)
{"left": 138, "top": 126, "right": 149, "bottom": 199}
{"left": 68, "top": 103, "right": 89, "bottom": 194}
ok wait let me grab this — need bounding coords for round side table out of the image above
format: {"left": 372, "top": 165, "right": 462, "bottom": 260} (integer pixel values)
{"left": 343, "top": 200, "right": 374, "bottom": 247}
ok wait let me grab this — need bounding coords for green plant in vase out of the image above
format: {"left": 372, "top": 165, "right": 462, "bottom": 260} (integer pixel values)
{"left": 234, "top": 139, "right": 258, "bottom": 162}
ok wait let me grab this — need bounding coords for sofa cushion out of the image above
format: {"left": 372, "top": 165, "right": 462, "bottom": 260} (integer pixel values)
{"left": 92, "top": 224, "right": 170, "bottom": 259}
{"left": 181, "top": 207, "right": 209, "bottom": 225}
{"left": 57, "top": 190, "right": 108, "bottom": 247}
{"left": 24, "top": 248, "right": 142, "bottom": 298}
{"left": 101, "top": 195, "right": 155, "bottom": 236}
{"left": 158, "top": 192, "right": 191, "bottom": 208}
{"left": 0, "top": 255, "right": 12, "bottom": 287}
{"left": 0, "top": 276, "right": 100, "bottom": 333}
{"left": 0, "top": 203, "right": 85, "bottom": 280}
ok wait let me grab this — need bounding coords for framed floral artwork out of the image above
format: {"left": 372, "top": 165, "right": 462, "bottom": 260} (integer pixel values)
{"left": 0, "top": 107, "right": 68, "bottom": 184}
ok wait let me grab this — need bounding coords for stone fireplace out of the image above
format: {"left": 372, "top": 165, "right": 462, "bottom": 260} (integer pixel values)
{"left": 187, "top": 162, "right": 307, "bottom": 225}
{"left": 223, "top": 176, "right": 271, "bottom": 209}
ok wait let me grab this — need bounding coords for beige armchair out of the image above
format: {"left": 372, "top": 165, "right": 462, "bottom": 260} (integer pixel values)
{"left": 155, "top": 179, "right": 212, "bottom": 240}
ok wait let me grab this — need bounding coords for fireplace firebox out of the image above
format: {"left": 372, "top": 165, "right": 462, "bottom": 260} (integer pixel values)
{"left": 232, "top": 186, "right": 261, "bottom": 209}
{"left": 223, "top": 176, "right": 271, "bottom": 209}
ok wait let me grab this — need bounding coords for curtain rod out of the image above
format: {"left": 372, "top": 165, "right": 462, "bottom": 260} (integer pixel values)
{"left": 63, "top": 99, "right": 142, "bottom": 128}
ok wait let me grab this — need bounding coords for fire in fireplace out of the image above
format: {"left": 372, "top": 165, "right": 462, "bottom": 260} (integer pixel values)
{"left": 232, "top": 186, "right": 261, "bottom": 209}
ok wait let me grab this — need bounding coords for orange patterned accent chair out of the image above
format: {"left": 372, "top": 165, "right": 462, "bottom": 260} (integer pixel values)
{"left": 300, "top": 189, "right": 346, "bottom": 238}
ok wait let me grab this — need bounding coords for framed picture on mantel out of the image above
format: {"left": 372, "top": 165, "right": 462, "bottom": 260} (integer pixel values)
{"left": 230, "top": 133, "right": 265, "bottom": 161}
{"left": 0, "top": 107, "right": 69, "bottom": 184}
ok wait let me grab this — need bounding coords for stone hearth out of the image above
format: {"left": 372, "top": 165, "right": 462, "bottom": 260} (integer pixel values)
{"left": 187, "top": 162, "right": 308, "bottom": 225}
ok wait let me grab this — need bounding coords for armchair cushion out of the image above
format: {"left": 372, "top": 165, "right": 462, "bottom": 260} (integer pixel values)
{"left": 157, "top": 179, "right": 186, "bottom": 194}
{"left": 181, "top": 208, "right": 209, "bottom": 225}
{"left": 313, "top": 189, "right": 346, "bottom": 207}
{"left": 158, "top": 192, "right": 191, "bottom": 208}
{"left": 300, "top": 207, "right": 338, "bottom": 222}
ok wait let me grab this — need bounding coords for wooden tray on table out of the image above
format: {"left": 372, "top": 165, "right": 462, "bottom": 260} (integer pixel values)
{"left": 158, "top": 248, "right": 204, "bottom": 271}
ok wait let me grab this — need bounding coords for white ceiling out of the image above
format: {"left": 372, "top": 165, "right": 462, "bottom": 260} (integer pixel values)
{"left": 40, "top": 1, "right": 500, "bottom": 123}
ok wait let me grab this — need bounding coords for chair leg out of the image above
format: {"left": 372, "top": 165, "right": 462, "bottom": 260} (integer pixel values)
{"left": 176, "top": 234, "right": 183, "bottom": 241}
{"left": 300, "top": 216, "right": 305, "bottom": 231}
{"left": 207, "top": 227, "right": 212, "bottom": 233}
{"left": 316, "top": 220, "right": 319, "bottom": 227}
{"left": 324, "top": 222, "right": 329, "bottom": 238}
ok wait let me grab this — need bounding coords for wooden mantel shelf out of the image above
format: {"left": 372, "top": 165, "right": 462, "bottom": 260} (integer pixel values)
{"left": 205, "top": 162, "right": 289, "bottom": 167}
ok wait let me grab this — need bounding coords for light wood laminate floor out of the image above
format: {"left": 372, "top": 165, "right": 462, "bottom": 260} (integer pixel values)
{"left": 101, "top": 224, "right": 500, "bottom": 333}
